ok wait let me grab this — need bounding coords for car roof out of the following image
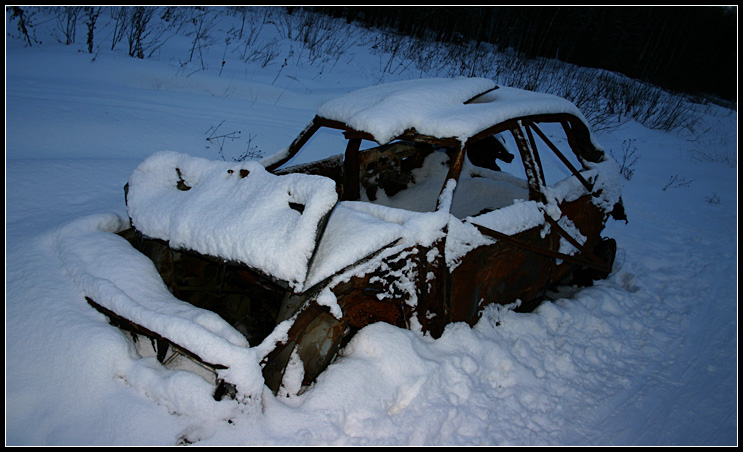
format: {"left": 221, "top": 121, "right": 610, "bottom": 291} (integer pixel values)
{"left": 315, "top": 77, "right": 592, "bottom": 146}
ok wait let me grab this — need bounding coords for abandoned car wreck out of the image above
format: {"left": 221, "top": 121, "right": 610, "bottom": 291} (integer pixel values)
{"left": 83, "top": 77, "right": 626, "bottom": 400}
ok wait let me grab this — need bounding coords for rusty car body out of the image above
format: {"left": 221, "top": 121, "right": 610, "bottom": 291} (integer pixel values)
{"left": 87, "top": 78, "right": 625, "bottom": 399}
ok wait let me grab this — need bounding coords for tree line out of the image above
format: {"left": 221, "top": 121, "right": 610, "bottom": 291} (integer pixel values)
{"left": 8, "top": 6, "right": 735, "bottom": 102}
{"left": 307, "top": 6, "right": 736, "bottom": 101}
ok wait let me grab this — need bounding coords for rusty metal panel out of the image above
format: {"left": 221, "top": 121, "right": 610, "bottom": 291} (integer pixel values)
{"left": 449, "top": 226, "right": 556, "bottom": 321}
{"left": 119, "top": 228, "right": 289, "bottom": 346}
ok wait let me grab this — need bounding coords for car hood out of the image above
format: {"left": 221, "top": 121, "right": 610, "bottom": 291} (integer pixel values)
{"left": 126, "top": 151, "right": 339, "bottom": 292}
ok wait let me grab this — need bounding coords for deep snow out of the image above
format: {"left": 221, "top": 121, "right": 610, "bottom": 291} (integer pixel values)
{"left": 5, "top": 7, "right": 738, "bottom": 446}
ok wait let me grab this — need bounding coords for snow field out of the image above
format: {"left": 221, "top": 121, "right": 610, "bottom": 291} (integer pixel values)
{"left": 6, "top": 7, "right": 736, "bottom": 446}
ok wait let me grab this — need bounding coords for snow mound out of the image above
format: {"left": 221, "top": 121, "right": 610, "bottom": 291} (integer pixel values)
{"left": 52, "top": 213, "right": 267, "bottom": 402}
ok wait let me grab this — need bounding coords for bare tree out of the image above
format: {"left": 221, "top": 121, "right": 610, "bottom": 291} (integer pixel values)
{"left": 85, "top": 6, "right": 101, "bottom": 54}
{"left": 128, "top": 6, "right": 156, "bottom": 59}
{"left": 54, "top": 6, "right": 79, "bottom": 44}
{"left": 110, "top": 6, "right": 129, "bottom": 51}
{"left": 187, "top": 8, "right": 219, "bottom": 69}
{"left": 9, "top": 6, "right": 39, "bottom": 47}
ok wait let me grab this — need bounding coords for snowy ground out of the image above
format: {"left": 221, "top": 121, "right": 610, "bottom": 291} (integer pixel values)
{"left": 5, "top": 8, "right": 738, "bottom": 446}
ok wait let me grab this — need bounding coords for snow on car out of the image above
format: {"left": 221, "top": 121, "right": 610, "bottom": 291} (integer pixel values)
{"left": 77, "top": 77, "right": 626, "bottom": 400}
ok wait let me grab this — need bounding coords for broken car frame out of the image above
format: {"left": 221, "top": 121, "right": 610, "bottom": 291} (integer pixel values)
{"left": 87, "top": 81, "right": 625, "bottom": 399}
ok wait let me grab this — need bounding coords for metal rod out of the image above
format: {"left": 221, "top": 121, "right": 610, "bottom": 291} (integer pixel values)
{"left": 472, "top": 222, "right": 612, "bottom": 274}
{"left": 527, "top": 121, "right": 593, "bottom": 192}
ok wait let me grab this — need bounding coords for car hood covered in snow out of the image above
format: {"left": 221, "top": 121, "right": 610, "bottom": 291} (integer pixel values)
{"left": 125, "top": 151, "right": 339, "bottom": 292}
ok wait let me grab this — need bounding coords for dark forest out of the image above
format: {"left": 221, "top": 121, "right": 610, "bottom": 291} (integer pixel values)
{"left": 306, "top": 6, "right": 737, "bottom": 102}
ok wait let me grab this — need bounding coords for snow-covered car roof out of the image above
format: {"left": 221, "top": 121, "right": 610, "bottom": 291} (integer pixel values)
{"left": 316, "top": 77, "right": 591, "bottom": 145}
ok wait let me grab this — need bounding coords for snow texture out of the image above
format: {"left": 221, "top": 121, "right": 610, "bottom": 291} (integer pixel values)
{"left": 5, "top": 8, "right": 737, "bottom": 447}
